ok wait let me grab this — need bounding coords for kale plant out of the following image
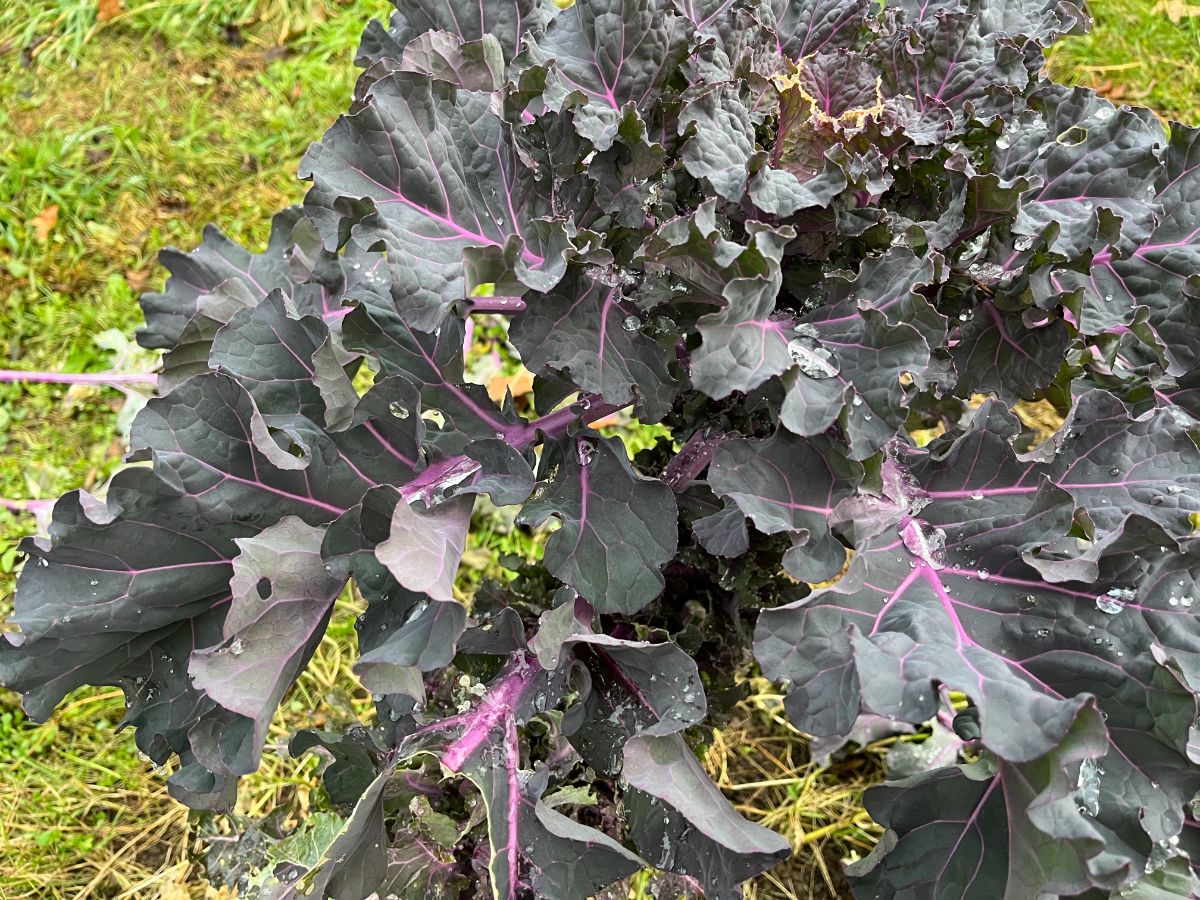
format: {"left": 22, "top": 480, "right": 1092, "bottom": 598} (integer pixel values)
{"left": 5, "top": 0, "right": 1200, "bottom": 895}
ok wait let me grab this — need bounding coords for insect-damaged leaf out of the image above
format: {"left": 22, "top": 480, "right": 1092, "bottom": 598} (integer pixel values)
{"left": 995, "top": 85, "right": 1164, "bottom": 260}
{"left": 1058, "top": 122, "right": 1200, "bottom": 374}
{"left": 189, "top": 517, "right": 345, "bottom": 771}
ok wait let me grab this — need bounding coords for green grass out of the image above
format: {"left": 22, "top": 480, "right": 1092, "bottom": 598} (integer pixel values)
{"left": 0, "top": 0, "right": 1195, "bottom": 896}
{"left": 0, "top": 0, "right": 355, "bottom": 64}
{"left": 0, "top": 3, "right": 391, "bottom": 895}
{"left": 1046, "top": 0, "right": 1200, "bottom": 120}
{"left": 0, "top": 0, "right": 390, "bottom": 563}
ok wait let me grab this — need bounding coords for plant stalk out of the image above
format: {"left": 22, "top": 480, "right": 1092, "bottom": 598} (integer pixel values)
{"left": 0, "top": 498, "right": 54, "bottom": 513}
{"left": 399, "top": 394, "right": 629, "bottom": 504}
{"left": 0, "top": 370, "right": 157, "bottom": 386}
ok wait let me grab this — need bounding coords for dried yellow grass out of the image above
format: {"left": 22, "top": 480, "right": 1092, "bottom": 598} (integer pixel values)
{"left": 704, "top": 680, "right": 887, "bottom": 900}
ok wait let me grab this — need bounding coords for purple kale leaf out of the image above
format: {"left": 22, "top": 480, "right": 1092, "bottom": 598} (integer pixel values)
{"left": 9, "top": 0, "right": 1200, "bottom": 895}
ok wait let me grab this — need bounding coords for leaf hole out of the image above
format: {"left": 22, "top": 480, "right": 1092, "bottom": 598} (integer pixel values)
{"left": 1055, "top": 125, "right": 1088, "bottom": 147}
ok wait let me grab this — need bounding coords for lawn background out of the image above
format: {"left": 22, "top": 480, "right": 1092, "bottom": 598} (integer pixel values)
{"left": 0, "top": 1, "right": 1196, "bottom": 897}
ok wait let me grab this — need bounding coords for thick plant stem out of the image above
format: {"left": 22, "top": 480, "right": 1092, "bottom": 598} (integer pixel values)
{"left": 662, "top": 427, "right": 727, "bottom": 491}
{"left": 441, "top": 651, "right": 542, "bottom": 772}
{"left": 0, "top": 370, "right": 158, "bottom": 387}
{"left": 401, "top": 394, "right": 628, "bottom": 504}
{"left": 0, "top": 498, "right": 53, "bottom": 513}
{"left": 500, "top": 396, "right": 625, "bottom": 446}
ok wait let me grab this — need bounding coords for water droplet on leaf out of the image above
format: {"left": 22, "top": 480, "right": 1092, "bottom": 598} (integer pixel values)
{"left": 787, "top": 337, "right": 839, "bottom": 378}
{"left": 1095, "top": 593, "right": 1126, "bottom": 614}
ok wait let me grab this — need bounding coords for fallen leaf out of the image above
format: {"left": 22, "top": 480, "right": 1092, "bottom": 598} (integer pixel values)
{"left": 588, "top": 412, "right": 623, "bottom": 430}
{"left": 487, "top": 367, "right": 535, "bottom": 403}
{"left": 125, "top": 269, "right": 149, "bottom": 292}
{"left": 1093, "top": 80, "right": 1128, "bottom": 102}
{"left": 1154, "top": 0, "right": 1200, "bottom": 21}
{"left": 97, "top": 0, "right": 121, "bottom": 22}
{"left": 29, "top": 205, "right": 59, "bottom": 241}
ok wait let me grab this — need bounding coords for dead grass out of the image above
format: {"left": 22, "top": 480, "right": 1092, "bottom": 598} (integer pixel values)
{"left": 0, "top": 594, "right": 371, "bottom": 898}
{"left": 703, "top": 682, "right": 886, "bottom": 900}
{"left": 0, "top": 688, "right": 198, "bottom": 899}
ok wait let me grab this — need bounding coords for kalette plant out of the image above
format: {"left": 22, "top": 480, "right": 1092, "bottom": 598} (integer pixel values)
{"left": 6, "top": 0, "right": 1200, "bottom": 895}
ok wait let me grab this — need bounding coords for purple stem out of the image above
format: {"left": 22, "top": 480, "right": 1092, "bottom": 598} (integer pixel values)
{"left": 0, "top": 498, "right": 53, "bottom": 513}
{"left": 442, "top": 652, "right": 542, "bottom": 772}
{"left": 463, "top": 315, "right": 475, "bottom": 358}
{"left": 400, "top": 394, "right": 628, "bottom": 505}
{"left": 0, "top": 369, "right": 158, "bottom": 386}
{"left": 466, "top": 296, "right": 528, "bottom": 314}
{"left": 661, "top": 427, "right": 727, "bottom": 491}
{"left": 499, "top": 396, "right": 624, "bottom": 447}
{"left": 399, "top": 454, "right": 483, "bottom": 505}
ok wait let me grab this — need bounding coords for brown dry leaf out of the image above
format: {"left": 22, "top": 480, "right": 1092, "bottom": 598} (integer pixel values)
{"left": 1154, "top": 0, "right": 1200, "bottom": 21}
{"left": 28, "top": 204, "right": 59, "bottom": 241}
{"left": 97, "top": 0, "right": 121, "bottom": 22}
{"left": 125, "top": 268, "right": 149, "bottom": 292}
{"left": 588, "top": 411, "right": 624, "bottom": 430}
{"left": 486, "top": 366, "right": 535, "bottom": 402}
